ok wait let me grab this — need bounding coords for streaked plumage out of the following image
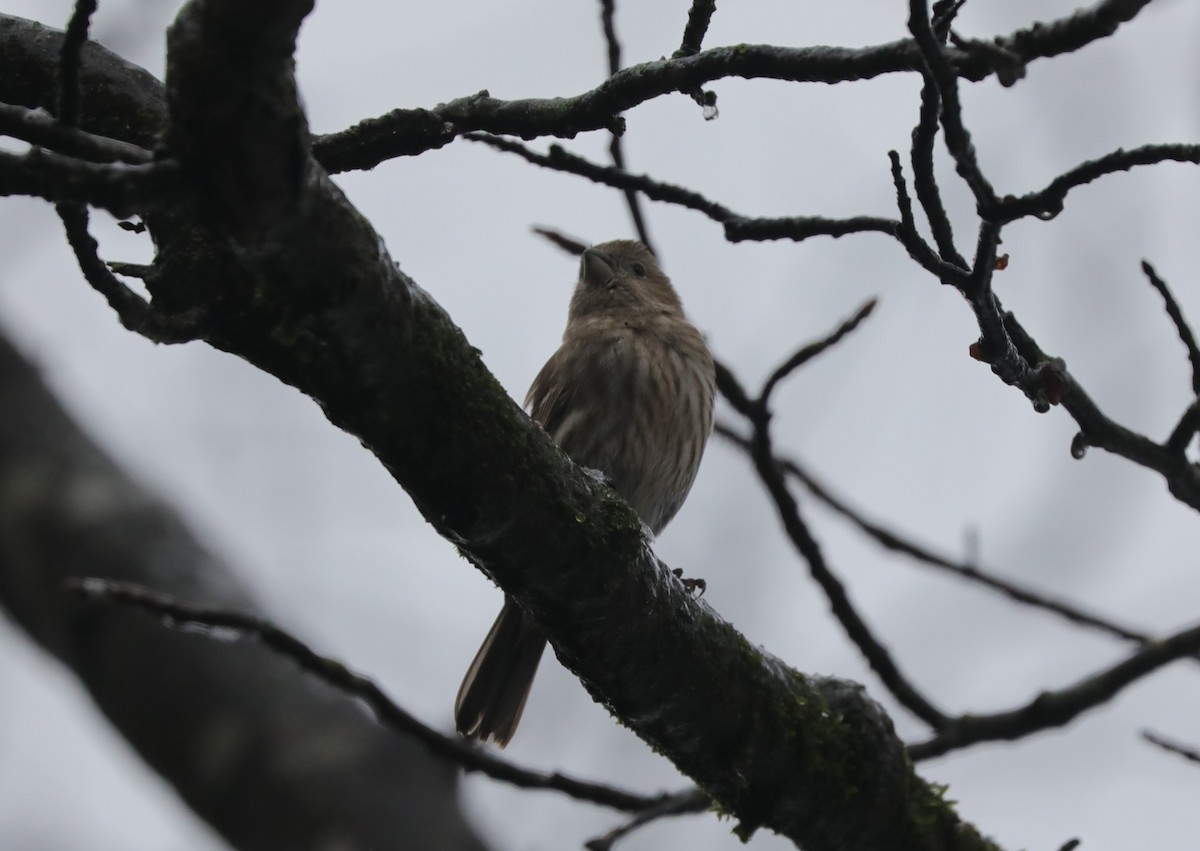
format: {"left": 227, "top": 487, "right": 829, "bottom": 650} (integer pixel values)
{"left": 455, "top": 240, "right": 715, "bottom": 746}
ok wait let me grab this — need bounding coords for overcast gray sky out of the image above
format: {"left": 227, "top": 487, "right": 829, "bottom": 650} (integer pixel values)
{"left": 1, "top": 2, "right": 1199, "bottom": 850}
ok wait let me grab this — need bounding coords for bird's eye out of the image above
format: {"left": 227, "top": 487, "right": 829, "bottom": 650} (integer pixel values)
{"left": 631, "top": 262, "right": 647, "bottom": 277}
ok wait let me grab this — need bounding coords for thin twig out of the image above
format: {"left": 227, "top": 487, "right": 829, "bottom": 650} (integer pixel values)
{"left": 907, "top": 0, "right": 999, "bottom": 214}
{"left": 908, "top": 619, "right": 1200, "bottom": 760}
{"left": 887, "top": 150, "right": 969, "bottom": 285}
{"left": 1002, "top": 311, "right": 1200, "bottom": 511}
{"left": 468, "top": 134, "right": 899, "bottom": 244}
{"left": 909, "top": 72, "right": 966, "bottom": 267}
{"left": 56, "top": 203, "right": 202, "bottom": 344}
{"left": 313, "top": 1, "right": 1162, "bottom": 172}
{"left": 716, "top": 422, "right": 1200, "bottom": 660}
{"left": 532, "top": 226, "right": 589, "bottom": 256}
{"left": 585, "top": 788, "right": 711, "bottom": 850}
{"left": 57, "top": 0, "right": 98, "bottom": 126}
{"left": 1141, "top": 261, "right": 1200, "bottom": 398}
{"left": 67, "top": 578, "right": 677, "bottom": 813}
{"left": 718, "top": 341, "right": 951, "bottom": 730}
{"left": 48, "top": 0, "right": 195, "bottom": 345}
{"left": 931, "top": 0, "right": 967, "bottom": 42}
{"left": 906, "top": 1, "right": 1040, "bottom": 406}
{"left": 1142, "top": 730, "right": 1200, "bottom": 766}
{"left": 760, "top": 299, "right": 877, "bottom": 403}
{"left": 597, "top": 0, "right": 656, "bottom": 253}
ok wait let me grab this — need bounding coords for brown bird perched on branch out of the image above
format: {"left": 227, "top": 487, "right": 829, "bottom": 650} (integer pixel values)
{"left": 454, "top": 239, "right": 716, "bottom": 747}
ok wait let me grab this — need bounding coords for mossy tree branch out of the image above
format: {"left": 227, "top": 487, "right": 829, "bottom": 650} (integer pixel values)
{"left": 0, "top": 5, "right": 1001, "bottom": 850}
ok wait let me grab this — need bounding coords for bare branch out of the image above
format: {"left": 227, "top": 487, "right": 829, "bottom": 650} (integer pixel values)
{"left": 713, "top": 423, "right": 1195, "bottom": 658}
{"left": 309, "top": 0, "right": 1159, "bottom": 173}
{"left": 931, "top": 0, "right": 968, "bottom": 42}
{"left": 0, "top": 146, "right": 177, "bottom": 212}
{"left": 51, "top": 2, "right": 196, "bottom": 347}
{"left": 909, "top": 620, "right": 1200, "bottom": 760}
{"left": 997, "top": 0, "right": 1155, "bottom": 73}
{"left": 760, "top": 298, "right": 877, "bottom": 404}
{"left": 909, "top": 73, "right": 966, "bottom": 266}
{"left": 1141, "top": 260, "right": 1200, "bottom": 398}
{"left": 672, "top": 0, "right": 719, "bottom": 114}
{"left": 56, "top": 0, "right": 98, "bottom": 126}
{"left": 909, "top": 0, "right": 997, "bottom": 214}
{"left": 0, "top": 330, "right": 488, "bottom": 850}
{"left": 1003, "top": 311, "right": 1200, "bottom": 510}
{"left": 674, "top": 0, "right": 717, "bottom": 58}
{"left": 585, "top": 788, "right": 711, "bottom": 851}
{"left": 1166, "top": 401, "right": 1200, "bottom": 457}
{"left": 69, "top": 578, "right": 677, "bottom": 813}
{"left": 1142, "top": 730, "right": 1200, "bottom": 767}
{"left": 717, "top": 354, "right": 951, "bottom": 731}
{"left": 149, "top": 7, "right": 996, "bottom": 847}
{"left": 597, "top": 0, "right": 656, "bottom": 253}
{"left": 997, "top": 144, "right": 1200, "bottom": 224}
{"left": 710, "top": 424, "right": 1171, "bottom": 643}
{"left": 56, "top": 203, "right": 203, "bottom": 344}
{"left": 532, "top": 226, "right": 590, "bottom": 256}
{"left": 0, "top": 101, "right": 151, "bottom": 163}
{"left": 468, "top": 133, "right": 899, "bottom": 244}
{"left": 888, "top": 150, "right": 969, "bottom": 284}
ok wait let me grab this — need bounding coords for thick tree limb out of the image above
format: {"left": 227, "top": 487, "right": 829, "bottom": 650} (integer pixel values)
{"left": 5, "top": 1, "right": 1173, "bottom": 846}
{"left": 0, "top": 329, "right": 488, "bottom": 851}
{"left": 0, "top": 5, "right": 1007, "bottom": 850}
{"left": 157, "top": 4, "right": 993, "bottom": 846}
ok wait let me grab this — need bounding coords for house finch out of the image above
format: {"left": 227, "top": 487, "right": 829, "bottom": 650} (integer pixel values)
{"left": 454, "top": 239, "right": 715, "bottom": 746}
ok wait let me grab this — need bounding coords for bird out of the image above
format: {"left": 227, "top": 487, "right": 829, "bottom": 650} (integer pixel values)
{"left": 454, "top": 239, "right": 715, "bottom": 746}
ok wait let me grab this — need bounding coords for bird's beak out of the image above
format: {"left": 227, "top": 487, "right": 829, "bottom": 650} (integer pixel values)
{"left": 581, "top": 247, "right": 616, "bottom": 286}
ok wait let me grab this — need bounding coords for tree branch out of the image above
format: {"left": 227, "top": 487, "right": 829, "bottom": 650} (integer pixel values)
{"left": 597, "top": 0, "right": 656, "bottom": 253}
{"left": 1, "top": 2, "right": 1181, "bottom": 846}
{"left": 67, "top": 4, "right": 998, "bottom": 847}
{"left": 0, "top": 146, "right": 177, "bottom": 212}
{"left": 1003, "top": 312, "right": 1200, "bottom": 510}
{"left": 1141, "top": 730, "right": 1200, "bottom": 767}
{"left": 716, "top": 308, "right": 953, "bottom": 733}
{"left": 675, "top": 0, "right": 717, "bottom": 58}
{"left": 909, "top": 620, "right": 1200, "bottom": 760}
{"left": 713, "top": 424, "right": 1195, "bottom": 661}
{"left": 585, "top": 788, "right": 712, "bottom": 850}
{"left": 56, "top": 202, "right": 204, "bottom": 343}
{"left": 1140, "top": 260, "right": 1200, "bottom": 398}
{"left": 0, "top": 330, "right": 488, "bottom": 851}
{"left": 997, "top": 144, "right": 1200, "bottom": 224}
{"left": 0, "top": 100, "right": 151, "bottom": 162}
{"left": 310, "top": 0, "right": 1156, "bottom": 172}
{"left": 69, "top": 578, "right": 685, "bottom": 814}
{"left": 467, "top": 133, "right": 899, "bottom": 244}
{"left": 55, "top": 0, "right": 97, "bottom": 126}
